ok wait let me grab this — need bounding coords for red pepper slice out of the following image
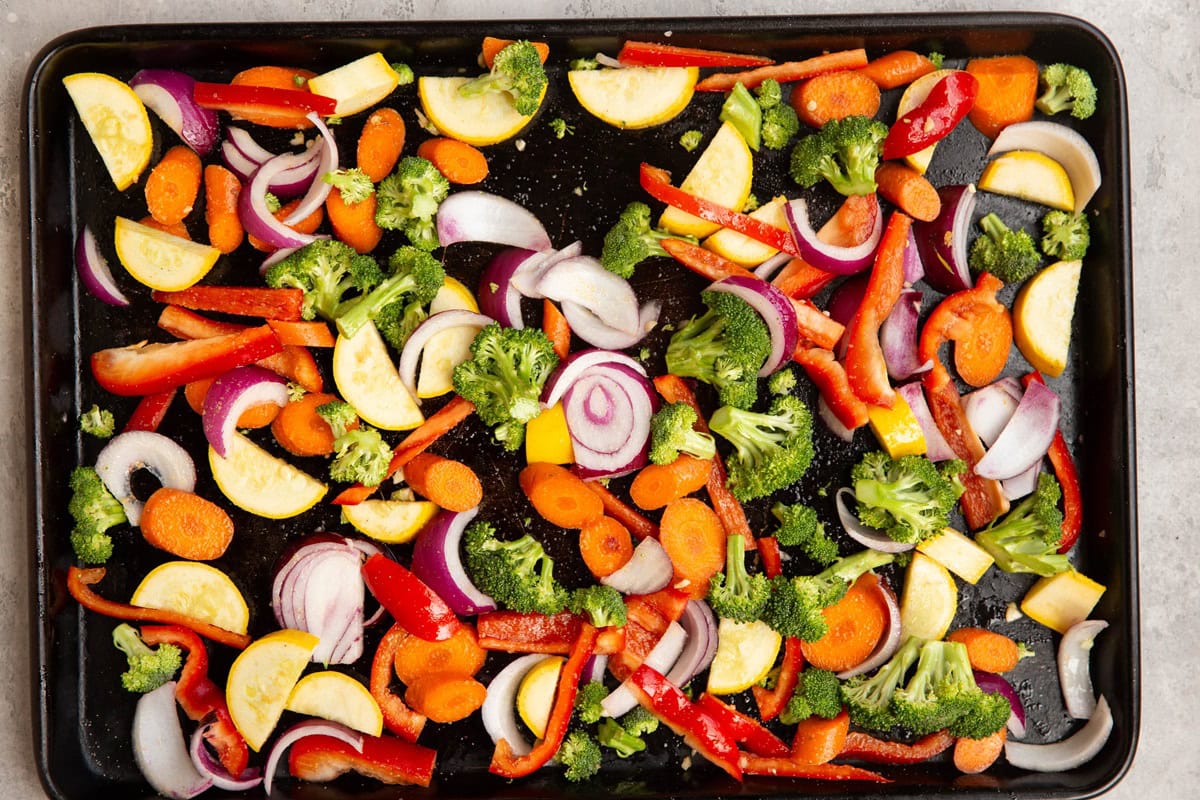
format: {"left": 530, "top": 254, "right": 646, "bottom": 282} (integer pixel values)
{"left": 66, "top": 567, "right": 251, "bottom": 650}
{"left": 90, "top": 324, "right": 283, "bottom": 396}
{"left": 757, "top": 535, "right": 784, "bottom": 580}
{"left": 361, "top": 554, "right": 461, "bottom": 642}
{"left": 122, "top": 389, "right": 177, "bottom": 433}
{"left": 617, "top": 40, "right": 774, "bottom": 68}
{"left": 369, "top": 623, "right": 427, "bottom": 741}
{"left": 844, "top": 212, "right": 912, "bottom": 408}
{"left": 583, "top": 481, "right": 660, "bottom": 540}
{"left": 490, "top": 623, "right": 598, "bottom": 778}
{"left": 882, "top": 71, "right": 979, "bottom": 160}
{"left": 151, "top": 286, "right": 305, "bottom": 321}
{"left": 793, "top": 345, "right": 870, "bottom": 431}
{"left": 696, "top": 48, "right": 869, "bottom": 92}
{"left": 476, "top": 610, "right": 625, "bottom": 655}
{"left": 839, "top": 729, "right": 954, "bottom": 764}
{"left": 1022, "top": 371, "right": 1084, "bottom": 552}
{"left": 752, "top": 636, "right": 804, "bottom": 722}
{"left": 640, "top": 164, "right": 801, "bottom": 257}
{"left": 791, "top": 297, "right": 845, "bottom": 351}
{"left": 772, "top": 257, "right": 837, "bottom": 299}
{"left": 628, "top": 664, "right": 743, "bottom": 780}
{"left": 193, "top": 81, "right": 336, "bottom": 118}
{"left": 918, "top": 272, "right": 1012, "bottom": 388}
{"left": 660, "top": 237, "right": 761, "bottom": 282}
{"left": 140, "top": 625, "right": 249, "bottom": 777}
{"left": 289, "top": 733, "right": 437, "bottom": 786}
{"left": 738, "top": 754, "right": 889, "bottom": 782}
{"left": 697, "top": 693, "right": 791, "bottom": 757}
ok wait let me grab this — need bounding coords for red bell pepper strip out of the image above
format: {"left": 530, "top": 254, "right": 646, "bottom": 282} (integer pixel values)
{"left": 919, "top": 272, "right": 1012, "bottom": 389}
{"left": 882, "top": 71, "right": 979, "bottom": 160}
{"left": 193, "top": 81, "right": 337, "bottom": 117}
{"left": 66, "top": 567, "right": 251, "bottom": 650}
{"left": 361, "top": 554, "right": 461, "bottom": 642}
{"left": 264, "top": 319, "right": 336, "bottom": 348}
{"left": 90, "top": 325, "right": 283, "bottom": 397}
{"left": 476, "top": 610, "right": 625, "bottom": 655}
{"left": 1022, "top": 371, "right": 1084, "bottom": 552}
{"left": 757, "top": 535, "right": 784, "bottom": 580}
{"left": 752, "top": 636, "right": 805, "bottom": 722}
{"left": 772, "top": 257, "right": 837, "bottom": 299}
{"left": 790, "top": 298, "right": 845, "bottom": 351}
{"left": 793, "top": 346, "right": 870, "bottom": 430}
{"left": 122, "top": 389, "right": 177, "bottom": 433}
{"left": 139, "top": 625, "right": 250, "bottom": 778}
{"left": 738, "top": 754, "right": 889, "bottom": 783}
{"left": 839, "top": 729, "right": 954, "bottom": 764}
{"left": 289, "top": 733, "right": 437, "bottom": 786}
{"left": 369, "top": 623, "right": 427, "bottom": 742}
{"left": 607, "top": 618, "right": 659, "bottom": 681}
{"left": 697, "top": 693, "right": 790, "bottom": 757}
{"left": 151, "top": 286, "right": 304, "bottom": 321}
{"left": 490, "top": 623, "right": 598, "bottom": 778}
{"left": 660, "top": 237, "right": 760, "bottom": 282}
{"left": 844, "top": 212, "right": 912, "bottom": 408}
{"left": 583, "top": 481, "right": 659, "bottom": 540}
{"left": 641, "top": 165, "right": 801, "bottom": 257}
{"left": 696, "top": 48, "right": 869, "bottom": 92}
{"left": 617, "top": 40, "right": 774, "bottom": 68}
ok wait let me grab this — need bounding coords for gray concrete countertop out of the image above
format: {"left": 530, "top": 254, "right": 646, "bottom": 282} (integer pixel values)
{"left": 2, "top": 0, "right": 1195, "bottom": 797}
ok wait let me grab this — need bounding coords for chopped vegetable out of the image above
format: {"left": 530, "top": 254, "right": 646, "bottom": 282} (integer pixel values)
{"left": 664, "top": 289, "right": 771, "bottom": 410}
{"left": 265, "top": 239, "right": 383, "bottom": 321}
{"left": 374, "top": 156, "right": 451, "bottom": 250}
{"left": 679, "top": 129, "right": 703, "bottom": 151}
{"left": 463, "top": 521, "right": 568, "bottom": 615}
{"left": 112, "top": 623, "right": 182, "bottom": 693}
{"left": 575, "top": 680, "right": 608, "bottom": 723}
{"left": 969, "top": 213, "right": 1041, "bottom": 283}
{"left": 770, "top": 502, "right": 839, "bottom": 566}
{"left": 709, "top": 394, "right": 814, "bottom": 503}
{"left": 318, "top": 401, "right": 392, "bottom": 486}
{"left": 719, "top": 82, "right": 762, "bottom": 151}
{"left": 1040, "top": 209, "right": 1090, "bottom": 260}
{"left": 648, "top": 402, "right": 717, "bottom": 465}
{"left": 789, "top": 115, "right": 888, "bottom": 196}
{"left": 459, "top": 40, "right": 548, "bottom": 116}
{"left": 601, "top": 201, "right": 695, "bottom": 279}
{"left": 566, "top": 585, "right": 627, "bottom": 628}
{"left": 334, "top": 246, "right": 445, "bottom": 349}
{"left": 852, "top": 451, "right": 966, "bottom": 545}
{"left": 68, "top": 466, "right": 127, "bottom": 564}
{"left": 80, "top": 404, "right": 115, "bottom": 438}
{"left": 597, "top": 717, "right": 645, "bottom": 757}
{"left": 974, "top": 472, "right": 1068, "bottom": 577}
{"left": 890, "top": 639, "right": 1009, "bottom": 738}
{"left": 1035, "top": 63, "right": 1097, "bottom": 120}
{"left": 780, "top": 667, "right": 841, "bottom": 724}
{"left": 557, "top": 731, "right": 601, "bottom": 781}
{"left": 323, "top": 168, "right": 375, "bottom": 204}
{"left": 762, "top": 549, "right": 894, "bottom": 641}
{"left": 706, "top": 534, "right": 770, "bottom": 622}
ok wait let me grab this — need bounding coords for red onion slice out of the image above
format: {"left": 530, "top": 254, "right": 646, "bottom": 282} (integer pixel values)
{"left": 220, "top": 139, "right": 260, "bottom": 182}
{"left": 1002, "top": 460, "right": 1042, "bottom": 501}
{"left": 536, "top": 255, "right": 640, "bottom": 334}
{"left": 226, "top": 125, "right": 275, "bottom": 165}
{"left": 602, "top": 621, "right": 687, "bottom": 718}
{"left": 583, "top": 654, "right": 610, "bottom": 685}
{"left": 562, "top": 299, "right": 660, "bottom": 350}
{"left": 1004, "top": 695, "right": 1112, "bottom": 772}
{"left": 753, "top": 252, "right": 792, "bottom": 281}
{"left": 240, "top": 149, "right": 324, "bottom": 249}
{"left": 282, "top": 113, "right": 338, "bottom": 223}
{"left": 398, "top": 310, "right": 493, "bottom": 401}
{"left": 880, "top": 289, "right": 931, "bottom": 381}
{"left": 665, "top": 600, "right": 718, "bottom": 687}
{"left": 1059, "top": 619, "right": 1108, "bottom": 720}
{"left": 707, "top": 275, "right": 799, "bottom": 376}
{"left": 826, "top": 274, "right": 869, "bottom": 327}
{"left": 202, "top": 365, "right": 289, "bottom": 458}
{"left": 973, "top": 670, "right": 1028, "bottom": 738}
{"left": 479, "top": 248, "right": 534, "bottom": 329}
{"left": 129, "top": 69, "right": 219, "bottom": 156}
{"left": 410, "top": 506, "right": 498, "bottom": 615}
{"left": 264, "top": 720, "right": 363, "bottom": 796}
{"left": 566, "top": 364, "right": 654, "bottom": 477}
{"left": 896, "top": 383, "right": 957, "bottom": 462}
{"left": 271, "top": 537, "right": 369, "bottom": 664}
{"left": 784, "top": 197, "right": 883, "bottom": 275}
{"left": 132, "top": 682, "right": 213, "bottom": 800}
{"left": 902, "top": 226, "right": 925, "bottom": 284}
{"left": 75, "top": 225, "right": 131, "bottom": 307}
{"left": 601, "top": 536, "right": 674, "bottom": 595}
{"left": 189, "top": 722, "right": 262, "bottom": 791}
{"left": 974, "top": 381, "right": 1061, "bottom": 480}
{"left": 511, "top": 241, "right": 584, "bottom": 299}
{"left": 837, "top": 577, "right": 902, "bottom": 678}
{"left": 914, "top": 184, "right": 976, "bottom": 294}
{"left": 817, "top": 395, "right": 855, "bottom": 442}
{"left": 482, "top": 654, "right": 545, "bottom": 755}
{"left": 437, "top": 191, "right": 552, "bottom": 251}
{"left": 95, "top": 431, "right": 197, "bottom": 526}
{"left": 963, "top": 377, "right": 1023, "bottom": 448}
{"left": 835, "top": 487, "right": 914, "bottom": 553}
{"left": 541, "top": 348, "right": 648, "bottom": 409}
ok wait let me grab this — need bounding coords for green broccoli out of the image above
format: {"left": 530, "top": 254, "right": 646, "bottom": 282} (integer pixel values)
{"left": 264, "top": 192, "right": 282, "bottom": 213}
{"left": 575, "top": 680, "right": 609, "bottom": 724}
{"left": 840, "top": 635, "right": 922, "bottom": 732}
{"left": 322, "top": 167, "right": 375, "bottom": 205}
{"left": 374, "top": 156, "right": 450, "bottom": 250}
{"left": 770, "top": 502, "right": 839, "bottom": 566}
{"left": 549, "top": 118, "right": 575, "bottom": 139}
{"left": 1036, "top": 63, "right": 1097, "bottom": 120}
{"left": 975, "top": 472, "right": 1068, "bottom": 577}
{"left": 665, "top": 289, "right": 771, "bottom": 410}
{"left": 720, "top": 82, "right": 762, "bottom": 151}
{"left": 265, "top": 239, "right": 384, "bottom": 321}
{"left": 742, "top": 193, "right": 761, "bottom": 213}
{"left": 621, "top": 705, "right": 660, "bottom": 736}
{"left": 707, "top": 534, "right": 771, "bottom": 622}
{"left": 969, "top": 213, "right": 1042, "bottom": 283}
{"left": 557, "top": 731, "right": 601, "bottom": 781}
{"left": 112, "top": 623, "right": 182, "bottom": 693}
{"left": 1040, "top": 210, "right": 1091, "bottom": 260}
{"left": 597, "top": 718, "right": 646, "bottom": 758}
{"left": 709, "top": 395, "right": 815, "bottom": 502}
{"left": 755, "top": 80, "right": 799, "bottom": 151}
{"left": 780, "top": 668, "right": 841, "bottom": 724}
{"left": 459, "top": 40, "right": 548, "bottom": 116}
{"left": 334, "top": 246, "right": 445, "bottom": 349}
{"left": 851, "top": 451, "right": 965, "bottom": 545}
{"left": 569, "top": 57, "right": 600, "bottom": 71}
{"left": 754, "top": 79, "right": 783, "bottom": 110}
{"left": 391, "top": 62, "right": 415, "bottom": 86}
{"left": 789, "top": 115, "right": 888, "bottom": 196}
{"left": 79, "top": 404, "right": 115, "bottom": 438}
{"left": 891, "top": 640, "right": 1009, "bottom": 739}
{"left": 68, "top": 466, "right": 126, "bottom": 564}
{"left": 452, "top": 323, "right": 559, "bottom": 450}
{"left": 767, "top": 367, "right": 797, "bottom": 397}
{"left": 679, "top": 129, "right": 704, "bottom": 152}
{"left": 762, "top": 549, "right": 894, "bottom": 641}
{"left": 316, "top": 401, "right": 392, "bottom": 487}
{"left": 648, "top": 402, "right": 717, "bottom": 465}
{"left": 600, "top": 201, "right": 695, "bottom": 279}
{"left": 463, "top": 521, "right": 568, "bottom": 614}
{"left": 567, "top": 585, "right": 627, "bottom": 628}
{"left": 927, "top": 52, "right": 945, "bottom": 69}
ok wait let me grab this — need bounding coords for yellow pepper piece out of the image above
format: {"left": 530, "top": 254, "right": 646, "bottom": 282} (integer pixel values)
{"left": 866, "top": 393, "right": 927, "bottom": 458}
{"left": 525, "top": 402, "right": 574, "bottom": 465}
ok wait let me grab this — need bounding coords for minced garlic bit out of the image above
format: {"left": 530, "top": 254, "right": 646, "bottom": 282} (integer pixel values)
{"left": 514, "top": 139, "right": 526, "bottom": 152}
{"left": 1005, "top": 602, "right": 1023, "bottom": 622}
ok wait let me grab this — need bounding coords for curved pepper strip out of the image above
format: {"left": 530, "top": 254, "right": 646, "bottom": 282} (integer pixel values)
{"left": 361, "top": 554, "right": 461, "bottom": 642}
{"left": 193, "top": 81, "right": 337, "bottom": 116}
{"left": 757, "top": 536, "right": 784, "bottom": 580}
{"left": 477, "top": 610, "right": 625, "bottom": 655}
{"left": 122, "top": 389, "right": 177, "bottom": 433}
{"left": 369, "top": 623, "right": 427, "bottom": 742}
{"left": 739, "top": 754, "right": 889, "bottom": 783}
{"left": 490, "top": 623, "right": 598, "bottom": 777}
{"left": 617, "top": 40, "right": 774, "bottom": 68}
{"left": 139, "top": 625, "right": 249, "bottom": 778}
{"left": 881, "top": 71, "right": 979, "bottom": 160}
{"left": 918, "top": 272, "right": 1012, "bottom": 388}
{"left": 66, "top": 567, "right": 251, "bottom": 650}
{"left": 838, "top": 729, "right": 954, "bottom": 764}
{"left": 1022, "top": 371, "right": 1083, "bottom": 552}
{"left": 697, "top": 693, "right": 790, "bottom": 757}
{"left": 752, "top": 636, "right": 804, "bottom": 722}
{"left": 289, "top": 733, "right": 436, "bottom": 786}
{"left": 793, "top": 346, "right": 870, "bottom": 430}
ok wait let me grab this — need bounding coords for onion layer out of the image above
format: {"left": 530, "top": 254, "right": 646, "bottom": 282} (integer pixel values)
{"left": 896, "top": 383, "right": 956, "bottom": 462}
{"left": 707, "top": 275, "right": 799, "bottom": 376}
{"left": 974, "top": 380, "right": 1061, "bottom": 480}
{"left": 479, "top": 248, "right": 533, "bottom": 329}
{"left": 565, "top": 364, "right": 655, "bottom": 478}
{"left": 973, "top": 669, "right": 1027, "bottom": 738}
{"left": 914, "top": 184, "right": 976, "bottom": 293}
{"left": 129, "top": 69, "right": 219, "bottom": 156}
{"left": 189, "top": 723, "right": 262, "bottom": 791}
{"left": 541, "top": 348, "right": 648, "bottom": 409}
{"left": 76, "top": 225, "right": 131, "bottom": 307}
{"left": 95, "top": 431, "right": 197, "bottom": 526}
{"left": 666, "top": 600, "right": 718, "bottom": 688}
{"left": 880, "top": 289, "right": 931, "bottom": 381}
{"left": 963, "top": 377, "right": 1023, "bottom": 448}
{"left": 1059, "top": 619, "right": 1108, "bottom": 719}
{"left": 511, "top": 242, "right": 584, "bottom": 299}
{"left": 1004, "top": 695, "right": 1112, "bottom": 772}
{"left": 482, "top": 654, "right": 545, "bottom": 755}
{"left": 784, "top": 197, "right": 883, "bottom": 275}
{"left": 282, "top": 113, "right": 338, "bottom": 224}
{"left": 437, "top": 191, "right": 552, "bottom": 251}
{"left": 132, "top": 682, "right": 212, "bottom": 800}
{"left": 398, "top": 310, "right": 493, "bottom": 401}
{"left": 410, "top": 507, "right": 497, "bottom": 615}
{"left": 602, "top": 621, "right": 687, "bottom": 717}
{"left": 562, "top": 299, "right": 660, "bottom": 350}
{"left": 536, "top": 255, "right": 640, "bottom": 335}
{"left": 601, "top": 537, "right": 674, "bottom": 595}
{"left": 271, "top": 536, "right": 368, "bottom": 665}
{"left": 202, "top": 366, "right": 289, "bottom": 458}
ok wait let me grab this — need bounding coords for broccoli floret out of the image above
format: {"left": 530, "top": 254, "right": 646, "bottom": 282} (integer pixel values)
{"left": 767, "top": 368, "right": 797, "bottom": 397}
{"left": 323, "top": 167, "right": 375, "bottom": 205}
{"left": 742, "top": 193, "right": 760, "bottom": 213}
{"left": 390, "top": 62, "right": 415, "bottom": 86}
{"left": 266, "top": 239, "right": 384, "bottom": 321}
{"left": 707, "top": 534, "right": 771, "bottom": 623}
{"left": 969, "top": 213, "right": 1042, "bottom": 283}
{"left": 1036, "top": 63, "right": 1097, "bottom": 120}
{"left": 762, "top": 549, "right": 894, "bottom": 641}
{"left": 264, "top": 191, "right": 282, "bottom": 213}
{"left": 891, "top": 640, "right": 1008, "bottom": 739}
{"left": 761, "top": 105, "right": 800, "bottom": 151}
{"left": 549, "top": 117, "right": 574, "bottom": 139}
{"left": 112, "top": 623, "right": 182, "bottom": 694}
{"left": 709, "top": 394, "right": 815, "bottom": 502}
{"left": 789, "top": 115, "right": 888, "bottom": 197}
{"left": 569, "top": 57, "right": 600, "bottom": 71}
{"left": 463, "top": 521, "right": 568, "bottom": 614}
{"left": 679, "top": 129, "right": 704, "bottom": 152}
{"left": 840, "top": 635, "right": 922, "bottom": 732}
{"left": 648, "top": 402, "right": 716, "bottom": 465}
{"left": 459, "top": 40, "right": 548, "bottom": 116}
{"left": 79, "top": 404, "right": 114, "bottom": 439}
{"left": 316, "top": 400, "right": 357, "bottom": 438}
{"left": 68, "top": 466, "right": 126, "bottom": 564}
{"left": 334, "top": 246, "right": 445, "bottom": 346}
{"left": 557, "top": 731, "right": 601, "bottom": 781}
{"left": 452, "top": 323, "right": 560, "bottom": 451}
{"left": 317, "top": 401, "right": 390, "bottom": 486}
{"left": 927, "top": 52, "right": 945, "bottom": 69}
{"left": 720, "top": 82, "right": 762, "bottom": 151}
{"left": 770, "top": 502, "right": 839, "bottom": 566}
{"left": 975, "top": 472, "right": 1068, "bottom": 577}
{"left": 852, "top": 451, "right": 966, "bottom": 545}
{"left": 1041, "top": 210, "right": 1091, "bottom": 260}
{"left": 780, "top": 667, "right": 841, "bottom": 724}
{"left": 949, "top": 688, "right": 1014, "bottom": 740}
{"left": 374, "top": 156, "right": 450, "bottom": 249}
{"left": 754, "top": 79, "right": 783, "bottom": 110}
{"left": 600, "top": 202, "right": 695, "bottom": 279}
{"left": 598, "top": 717, "right": 646, "bottom": 758}
{"left": 568, "top": 585, "right": 627, "bottom": 628}
{"left": 665, "top": 290, "right": 771, "bottom": 410}
{"left": 287, "top": 382, "right": 308, "bottom": 402}
{"left": 575, "top": 680, "right": 609, "bottom": 724}
{"left": 621, "top": 706, "right": 659, "bottom": 736}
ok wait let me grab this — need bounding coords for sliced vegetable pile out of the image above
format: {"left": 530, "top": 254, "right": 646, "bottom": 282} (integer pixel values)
{"left": 61, "top": 32, "right": 1112, "bottom": 797}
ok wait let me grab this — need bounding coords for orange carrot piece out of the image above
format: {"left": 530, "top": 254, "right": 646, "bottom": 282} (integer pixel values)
{"left": 946, "top": 628, "right": 1023, "bottom": 673}
{"left": 519, "top": 462, "right": 604, "bottom": 529}
{"left": 357, "top": 107, "right": 407, "bottom": 183}
{"left": 403, "top": 673, "right": 487, "bottom": 723}
{"left": 271, "top": 391, "right": 344, "bottom": 457}
{"left": 696, "top": 49, "right": 868, "bottom": 92}
{"left": 139, "top": 487, "right": 235, "bottom": 561}
{"left": 402, "top": 452, "right": 483, "bottom": 512}
{"left": 417, "top": 138, "right": 489, "bottom": 185}
{"left": 265, "top": 319, "right": 336, "bottom": 348}
{"left": 203, "top": 164, "right": 243, "bottom": 253}
{"left": 481, "top": 37, "right": 550, "bottom": 68}
{"left": 138, "top": 215, "right": 191, "bottom": 240}
{"left": 857, "top": 50, "right": 937, "bottom": 90}
{"left": 582, "top": 481, "right": 659, "bottom": 540}
{"left": 873, "top": 162, "right": 941, "bottom": 222}
{"left": 542, "top": 299, "right": 571, "bottom": 360}
{"left": 391, "top": 625, "right": 487, "bottom": 685}
{"left": 145, "top": 145, "right": 203, "bottom": 226}
{"left": 326, "top": 189, "right": 383, "bottom": 254}
{"left": 248, "top": 198, "right": 324, "bottom": 251}
{"left": 629, "top": 455, "right": 713, "bottom": 511}
{"left": 800, "top": 573, "right": 888, "bottom": 672}
{"left": 183, "top": 378, "right": 279, "bottom": 428}
{"left": 230, "top": 66, "right": 319, "bottom": 129}
{"left": 658, "top": 497, "right": 726, "bottom": 591}
{"left": 965, "top": 55, "right": 1039, "bottom": 140}
{"left": 579, "top": 515, "right": 634, "bottom": 578}
{"left": 792, "top": 71, "right": 881, "bottom": 128}
{"left": 953, "top": 728, "right": 1006, "bottom": 774}
{"left": 790, "top": 710, "right": 851, "bottom": 766}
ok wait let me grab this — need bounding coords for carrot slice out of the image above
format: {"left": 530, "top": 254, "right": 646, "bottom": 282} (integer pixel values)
{"left": 145, "top": 145, "right": 203, "bottom": 226}
{"left": 790, "top": 710, "right": 851, "bottom": 766}
{"left": 542, "top": 299, "right": 571, "bottom": 360}
{"left": 401, "top": 452, "right": 483, "bottom": 512}
{"left": 417, "top": 138, "right": 489, "bottom": 185}
{"left": 946, "top": 627, "right": 1023, "bottom": 673}
{"left": 873, "top": 162, "right": 941, "bottom": 222}
{"left": 357, "top": 108, "right": 407, "bottom": 183}
{"left": 800, "top": 573, "right": 888, "bottom": 672}
{"left": 481, "top": 37, "right": 550, "bottom": 68}
{"left": 271, "top": 391, "right": 344, "bottom": 457}
{"left": 628, "top": 455, "right": 713, "bottom": 511}
{"left": 579, "top": 515, "right": 634, "bottom": 578}
{"left": 965, "top": 55, "right": 1039, "bottom": 140}
{"left": 658, "top": 497, "right": 726, "bottom": 592}
{"left": 326, "top": 189, "right": 383, "bottom": 254}
{"left": 139, "top": 487, "right": 234, "bottom": 561}
{"left": 792, "top": 71, "right": 881, "bottom": 128}
{"left": 391, "top": 625, "right": 486, "bottom": 685}
{"left": 203, "top": 164, "right": 243, "bottom": 253}
{"left": 857, "top": 50, "right": 937, "bottom": 90}
{"left": 519, "top": 463, "right": 604, "bottom": 528}
{"left": 953, "top": 728, "right": 1006, "bottom": 774}
{"left": 265, "top": 320, "right": 336, "bottom": 348}
{"left": 404, "top": 673, "right": 487, "bottom": 723}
